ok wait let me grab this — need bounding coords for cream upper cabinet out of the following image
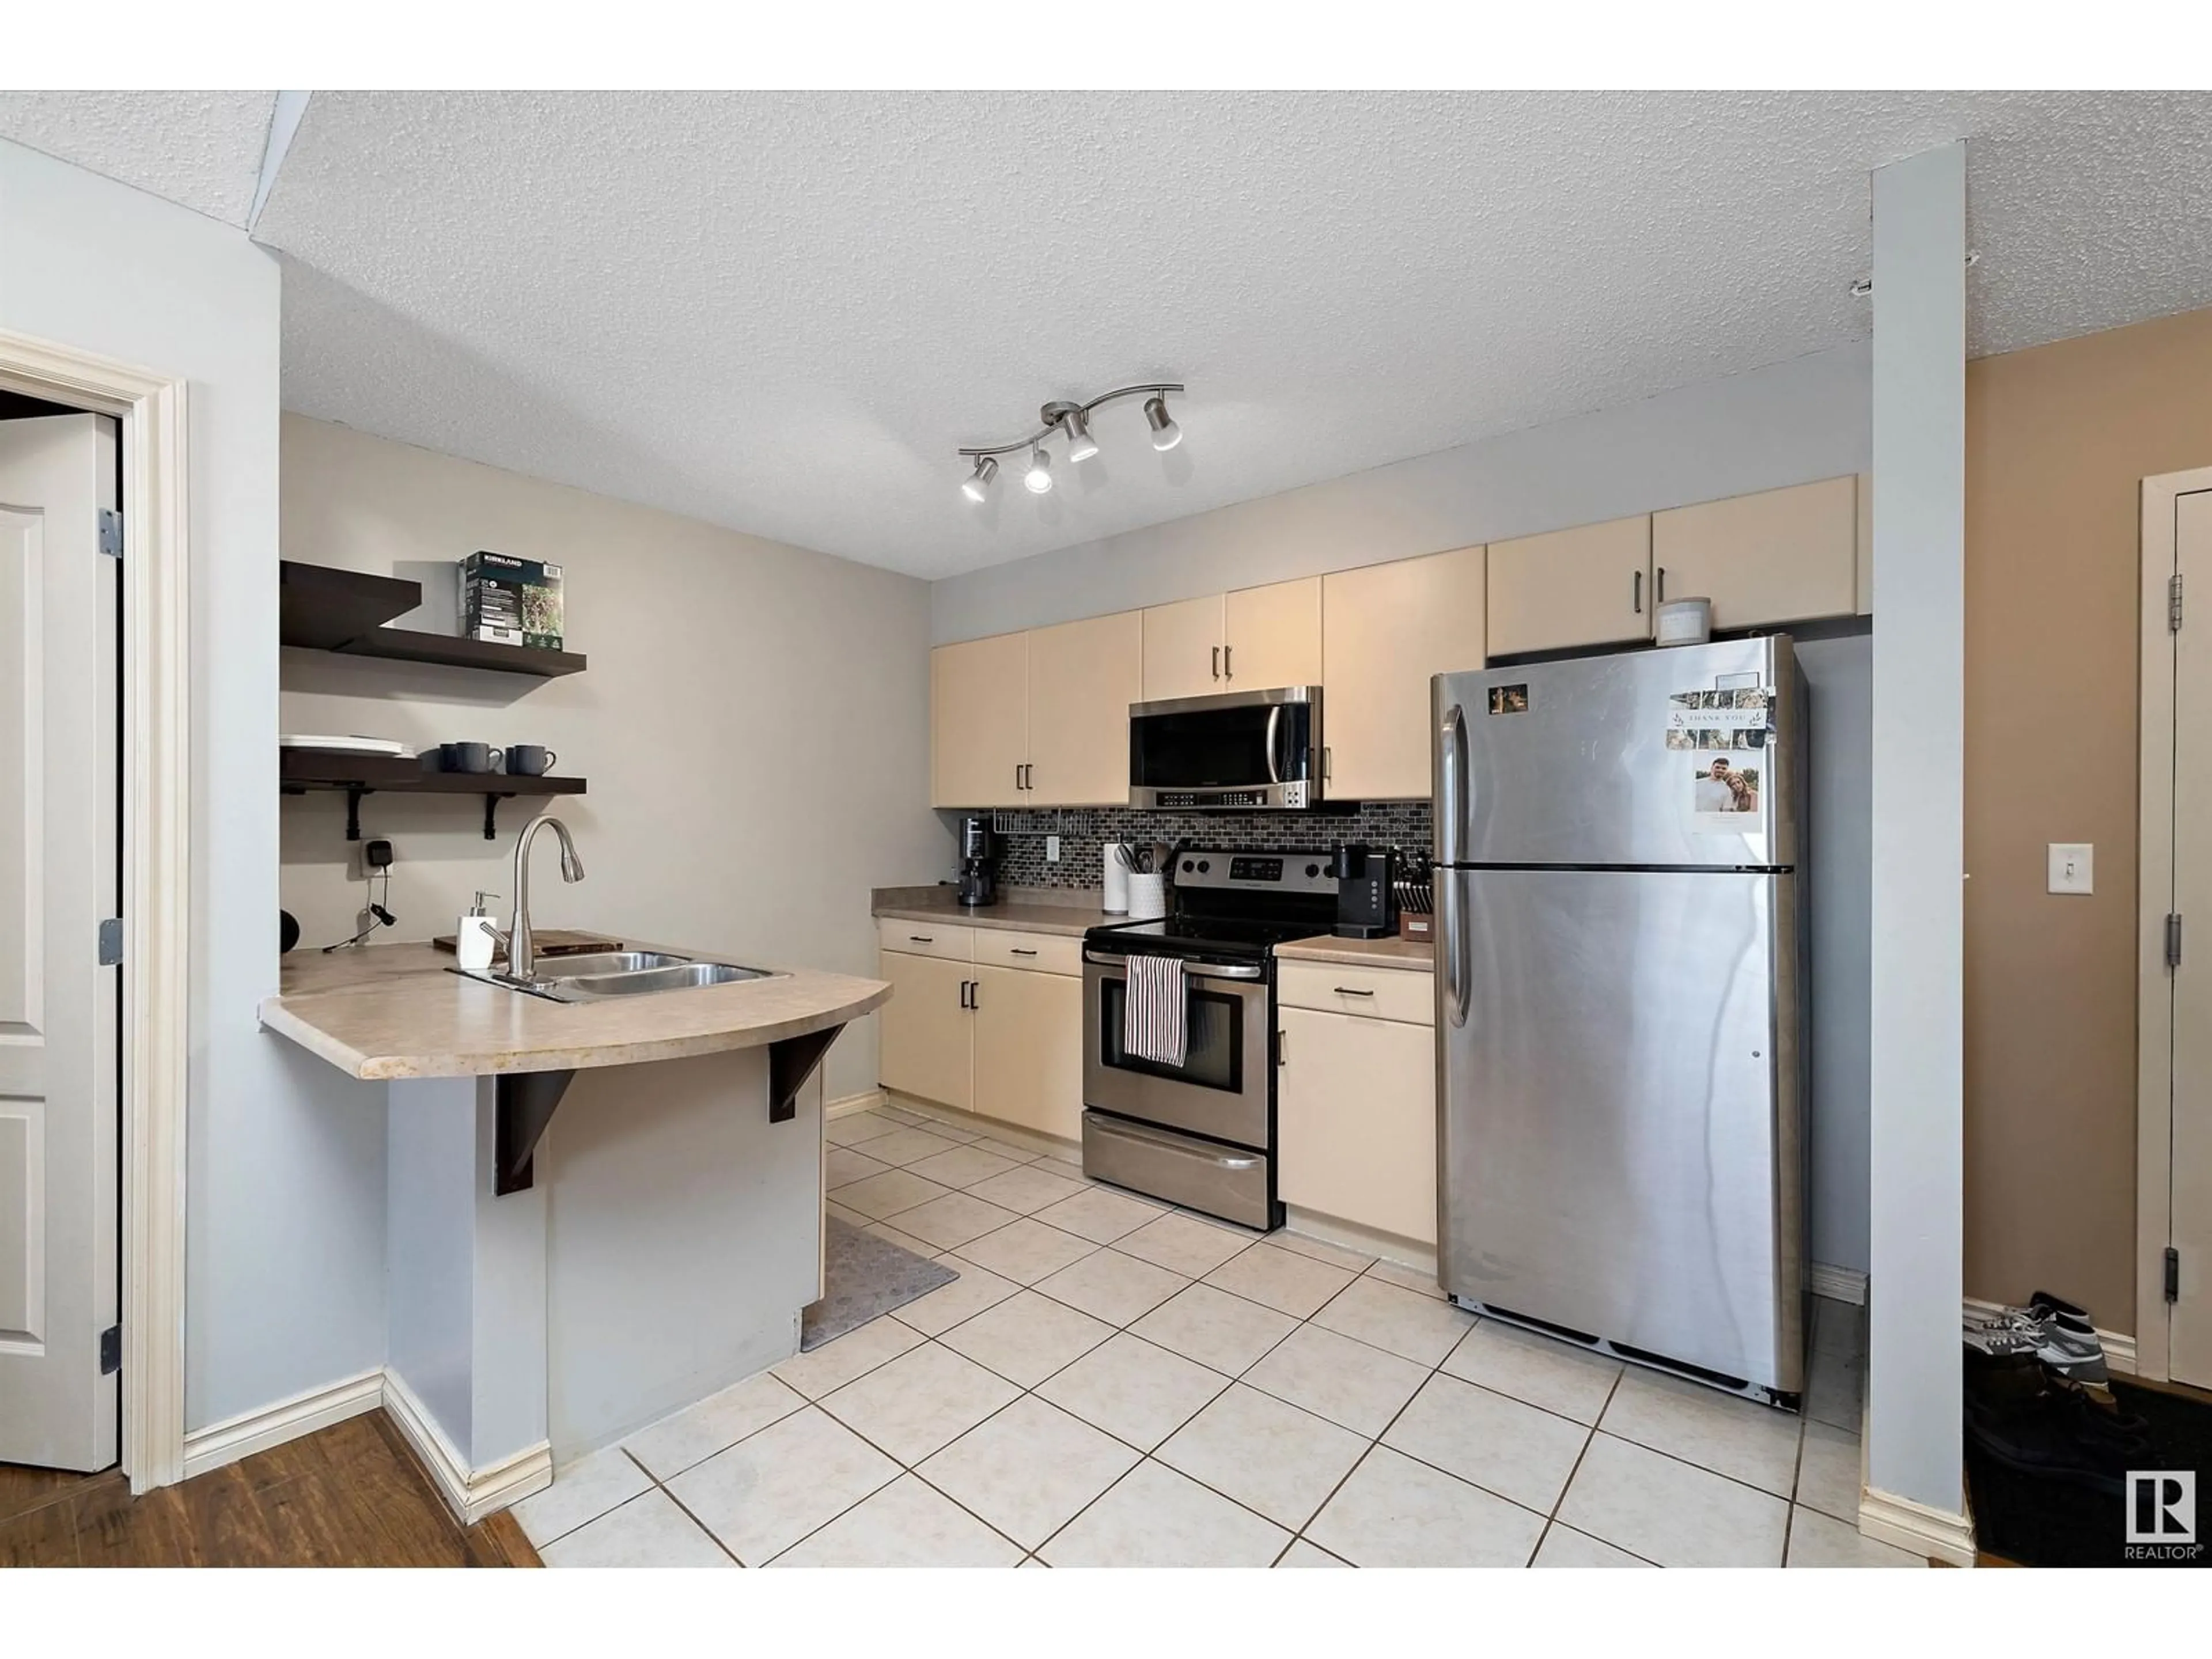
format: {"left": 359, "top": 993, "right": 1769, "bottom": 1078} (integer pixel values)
{"left": 1223, "top": 576, "right": 1323, "bottom": 690}
{"left": 1277, "top": 1005, "right": 1438, "bottom": 1245}
{"left": 1487, "top": 515, "right": 1652, "bottom": 657}
{"left": 1322, "top": 547, "right": 1486, "bottom": 801}
{"left": 1027, "top": 610, "right": 1141, "bottom": 806}
{"left": 1140, "top": 593, "right": 1226, "bottom": 702}
{"left": 931, "top": 632, "right": 1028, "bottom": 808}
{"left": 876, "top": 950, "right": 974, "bottom": 1112}
{"left": 1855, "top": 472, "right": 1873, "bottom": 615}
{"left": 971, "top": 964, "right": 1084, "bottom": 1142}
{"left": 1651, "top": 475, "right": 1859, "bottom": 631}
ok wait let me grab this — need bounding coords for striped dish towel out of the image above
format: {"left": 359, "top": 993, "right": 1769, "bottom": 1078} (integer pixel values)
{"left": 1123, "top": 954, "right": 1188, "bottom": 1067}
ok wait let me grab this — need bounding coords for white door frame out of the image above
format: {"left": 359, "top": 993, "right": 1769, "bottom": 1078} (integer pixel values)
{"left": 2137, "top": 463, "right": 2212, "bottom": 1385}
{"left": 0, "top": 326, "right": 190, "bottom": 1491}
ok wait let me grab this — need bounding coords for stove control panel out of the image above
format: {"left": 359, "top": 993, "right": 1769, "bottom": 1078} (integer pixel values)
{"left": 1174, "top": 848, "right": 1336, "bottom": 895}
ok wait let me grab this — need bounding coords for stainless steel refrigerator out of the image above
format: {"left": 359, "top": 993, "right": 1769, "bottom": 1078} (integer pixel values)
{"left": 1432, "top": 636, "right": 1806, "bottom": 1403}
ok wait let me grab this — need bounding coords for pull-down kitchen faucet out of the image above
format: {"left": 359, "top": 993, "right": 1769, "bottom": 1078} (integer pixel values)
{"left": 508, "top": 812, "right": 585, "bottom": 981}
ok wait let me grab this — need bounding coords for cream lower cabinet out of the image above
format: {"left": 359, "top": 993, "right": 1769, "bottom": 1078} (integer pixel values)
{"left": 1277, "top": 1003, "right": 1437, "bottom": 1246}
{"left": 971, "top": 964, "right": 1084, "bottom": 1141}
{"left": 877, "top": 950, "right": 976, "bottom": 1112}
{"left": 1650, "top": 474, "right": 1859, "bottom": 631}
{"left": 878, "top": 933, "right": 1083, "bottom": 1143}
{"left": 1321, "top": 546, "right": 1486, "bottom": 800}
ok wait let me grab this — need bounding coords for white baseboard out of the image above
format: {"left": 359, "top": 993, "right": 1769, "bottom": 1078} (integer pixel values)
{"left": 381, "top": 1368, "right": 552, "bottom": 1526}
{"left": 825, "top": 1089, "right": 886, "bottom": 1120}
{"left": 1810, "top": 1263, "right": 1868, "bottom": 1305}
{"left": 1962, "top": 1295, "right": 2136, "bottom": 1376}
{"left": 1859, "top": 1484, "right": 1975, "bottom": 1566}
{"left": 181, "top": 1367, "right": 385, "bottom": 1481}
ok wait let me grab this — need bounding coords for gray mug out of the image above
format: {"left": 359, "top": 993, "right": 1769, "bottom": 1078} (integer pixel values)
{"left": 506, "top": 744, "right": 558, "bottom": 777}
{"left": 440, "top": 741, "right": 503, "bottom": 774}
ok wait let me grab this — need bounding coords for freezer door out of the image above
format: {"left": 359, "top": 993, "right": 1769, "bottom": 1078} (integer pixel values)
{"left": 1433, "top": 637, "right": 1799, "bottom": 869}
{"left": 1435, "top": 867, "right": 1804, "bottom": 1392}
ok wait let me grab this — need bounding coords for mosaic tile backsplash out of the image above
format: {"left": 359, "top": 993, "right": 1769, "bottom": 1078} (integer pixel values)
{"left": 968, "top": 802, "right": 1434, "bottom": 891}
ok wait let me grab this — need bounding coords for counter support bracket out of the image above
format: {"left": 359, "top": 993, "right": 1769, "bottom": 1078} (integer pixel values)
{"left": 768, "top": 1026, "right": 842, "bottom": 1124}
{"left": 494, "top": 1068, "right": 575, "bottom": 1195}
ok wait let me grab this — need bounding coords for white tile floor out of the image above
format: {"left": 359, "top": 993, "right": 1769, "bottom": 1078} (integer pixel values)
{"left": 521, "top": 1103, "right": 1922, "bottom": 1569}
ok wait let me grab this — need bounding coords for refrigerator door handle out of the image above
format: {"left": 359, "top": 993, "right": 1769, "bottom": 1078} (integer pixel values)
{"left": 1437, "top": 702, "right": 1468, "bottom": 865}
{"left": 1438, "top": 873, "right": 1471, "bottom": 1027}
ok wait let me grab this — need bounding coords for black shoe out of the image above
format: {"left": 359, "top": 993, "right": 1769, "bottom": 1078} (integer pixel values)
{"left": 1967, "top": 1395, "right": 2133, "bottom": 1494}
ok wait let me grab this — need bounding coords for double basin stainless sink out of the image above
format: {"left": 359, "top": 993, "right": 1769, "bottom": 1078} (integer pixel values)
{"left": 467, "top": 950, "right": 782, "bottom": 1003}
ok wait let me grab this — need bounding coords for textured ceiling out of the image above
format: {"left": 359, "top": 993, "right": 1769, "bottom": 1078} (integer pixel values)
{"left": 9, "top": 90, "right": 2212, "bottom": 578}
{"left": 0, "top": 90, "right": 276, "bottom": 226}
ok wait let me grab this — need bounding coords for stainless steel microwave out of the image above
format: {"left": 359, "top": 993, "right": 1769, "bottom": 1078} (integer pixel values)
{"left": 1127, "top": 686, "right": 1321, "bottom": 809}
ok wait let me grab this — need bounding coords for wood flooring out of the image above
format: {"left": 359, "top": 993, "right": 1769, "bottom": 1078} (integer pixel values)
{"left": 0, "top": 1410, "right": 540, "bottom": 1567}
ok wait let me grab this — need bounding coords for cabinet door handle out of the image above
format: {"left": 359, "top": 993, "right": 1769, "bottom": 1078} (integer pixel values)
{"left": 1211, "top": 645, "right": 1221, "bottom": 680}
{"left": 1332, "top": 986, "right": 1376, "bottom": 997}
{"left": 1275, "top": 1028, "right": 1287, "bottom": 1066}
{"left": 968, "top": 979, "right": 979, "bottom": 1009}
{"left": 1009, "top": 948, "right": 1037, "bottom": 956}
{"left": 1656, "top": 566, "right": 1666, "bottom": 604}
{"left": 1223, "top": 645, "right": 1233, "bottom": 680}
{"left": 1323, "top": 745, "right": 1332, "bottom": 783}
{"left": 1633, "top": 569, "right": 1643, "bottom": 615}
{"left": 908, "top": 934, "right": 934, "bottom": 944}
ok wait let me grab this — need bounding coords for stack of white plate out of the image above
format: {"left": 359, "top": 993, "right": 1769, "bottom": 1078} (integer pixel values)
{"left": 278, "top": 734, "right": 414, "bottom": 759}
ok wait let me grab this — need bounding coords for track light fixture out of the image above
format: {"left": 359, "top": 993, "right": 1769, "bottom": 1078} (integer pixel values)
{"left": 960, "top": 454, "right": 998, "bottom": 503}
{"left": 957, "top": 382, "right": 1184, "bottom": 505}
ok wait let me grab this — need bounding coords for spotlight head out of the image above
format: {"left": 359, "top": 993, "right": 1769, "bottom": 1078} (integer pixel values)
{"left": 1022, "top": 446, "right": 1054, "bottom": 495}
{"left": 1048, "top": 402, "right": 1100, "bottom": 463}
{"left": 960, "top": 454, "right": 998, "bottom": 505}
{"left": 1144, "top": 393, "right": 1183, "bottom": 452}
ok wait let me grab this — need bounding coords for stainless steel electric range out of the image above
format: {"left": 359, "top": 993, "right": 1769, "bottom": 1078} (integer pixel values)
{"left": 1080, "top": 847, "right": 1338, "bottom": 1229}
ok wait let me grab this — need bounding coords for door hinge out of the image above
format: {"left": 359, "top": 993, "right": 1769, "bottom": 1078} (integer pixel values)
{"left": 98, "top": 917, "right": 123, "bottom": 965}
{"left": 97, "top": 508, "right": 123, "bottom": 559}
{"left": 100, "top": 1325, "right": 120, "bottom": 1375}
{"left": 2171, "top": 573, "right": 2185, "bottom": 631}
{"left": 2166, "top": 1247, "right": 2181, "bottom": 1304}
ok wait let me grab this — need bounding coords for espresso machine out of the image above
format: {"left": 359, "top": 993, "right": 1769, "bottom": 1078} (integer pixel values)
{"left": 957, "top": 814, "right": 1001, "bottom": 908}
{"left": 1331, "top": 843, "right": 1396, "bottom": 938}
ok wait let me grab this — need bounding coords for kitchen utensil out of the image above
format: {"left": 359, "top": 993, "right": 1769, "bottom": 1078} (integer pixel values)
{"left": 439, "top": 741, "right": 505, "bottom": 774}
{"left": 505, "top": 744, "right": 558, "bottom": 776}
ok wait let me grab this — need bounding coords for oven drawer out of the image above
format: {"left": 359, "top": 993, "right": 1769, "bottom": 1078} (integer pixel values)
{"left": 877, "top": 918, "right": 974, "bottom": 963}
{"left": 1084, "top": 1111, "right": 1274, "bottom": 1231}
{"left": 972, "top": 929, "right": 1081, "bottom": 976}
{"left": 1279, "top": 960, "right": 1433, "bottom": 1025}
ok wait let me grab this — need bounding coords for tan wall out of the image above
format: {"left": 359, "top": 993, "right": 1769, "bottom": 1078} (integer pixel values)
{"left": 1964, "top": 304, "right": 2212, "bottom": 1331}
{"left": 277, "top": 414, "right": 949, "bottom": 1103}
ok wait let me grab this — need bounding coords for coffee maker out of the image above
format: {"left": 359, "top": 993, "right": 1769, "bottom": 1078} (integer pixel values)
{"left": 1331, "top": 843, "right": 1396, "bottom": 938}
{"left": 957, "top": 813, "right": 1001, "bottom": 908}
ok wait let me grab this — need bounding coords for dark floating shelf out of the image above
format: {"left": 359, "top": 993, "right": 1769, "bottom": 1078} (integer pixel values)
{"left": 281, "top": 750, "right": 586, "bottom": 841}
{"left": 279, "top": 559, "right": 587, "bottom": 679}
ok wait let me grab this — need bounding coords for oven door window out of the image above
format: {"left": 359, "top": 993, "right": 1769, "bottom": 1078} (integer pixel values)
{"left": 1099, "top": 976, "right": 1244, "bottom": 1093}
{"left": 1130, "top": 702, "right": 1310, "bottom": 790}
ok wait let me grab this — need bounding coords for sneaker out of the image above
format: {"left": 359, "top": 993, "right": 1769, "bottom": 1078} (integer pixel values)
{"left": 2028, "top": 1290, "right": 2097, "bottom": 1338}
{"left": 1965, "top": 1387, "right": 2143, "bottom": 1494}
{"left": 1966, "top": 1306, "right": 2109, "bottom": 1384}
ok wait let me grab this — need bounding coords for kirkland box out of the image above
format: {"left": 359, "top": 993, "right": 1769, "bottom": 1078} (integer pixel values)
{"left": 461, "top": 551, "right": 563, "bottom": 649}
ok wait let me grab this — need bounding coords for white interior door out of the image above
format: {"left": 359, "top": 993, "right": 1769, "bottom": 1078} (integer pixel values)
{"left": 2169, "top": 486, "right": 2212, "bottom": 1389}
{"left": 0, "top": 414, "right": 120, "bottom": 1470}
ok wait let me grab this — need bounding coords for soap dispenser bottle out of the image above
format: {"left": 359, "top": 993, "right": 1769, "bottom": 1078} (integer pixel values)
{"left": 456, "top": 891, "right": 502, "bottom": 974}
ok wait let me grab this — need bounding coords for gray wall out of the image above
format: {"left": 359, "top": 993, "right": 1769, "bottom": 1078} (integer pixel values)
{"left": 0, "top": 138, "right": 392, "bottom": 1434}
{"left": 934, "top": 342, "right": 1871, "bottom": 643}
{"left": 930, "top": 344, "right": 1875, "bottom": 1273}
{"left": 277, "top": 414, "right": 947, "bottom": 1104}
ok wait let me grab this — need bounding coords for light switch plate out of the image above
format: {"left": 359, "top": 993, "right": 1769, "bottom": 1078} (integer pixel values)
{"left": 2048, "top": 843, "right": 2093, "bottom": 895}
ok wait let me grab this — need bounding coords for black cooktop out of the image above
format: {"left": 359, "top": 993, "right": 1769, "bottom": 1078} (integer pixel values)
{"left": 1085, "top": 914, "right": 1324, "bottom": 956}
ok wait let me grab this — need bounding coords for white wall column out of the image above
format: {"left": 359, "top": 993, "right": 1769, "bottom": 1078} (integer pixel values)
{"left": 1863, "top": 141, "right": 1968, "bottom": 1554}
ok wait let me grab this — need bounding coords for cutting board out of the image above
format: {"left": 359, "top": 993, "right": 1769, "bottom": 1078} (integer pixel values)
{"left": 432, "top": 927, "right": 624, "bottom": 959}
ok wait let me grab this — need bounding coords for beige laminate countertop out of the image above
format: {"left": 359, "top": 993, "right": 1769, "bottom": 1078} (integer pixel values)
{"left": 260, "top": 941, "right": 890, "bottom": 1081}
{"left": 1275, "top": 934, "right": 1436, "bottom": 972}
{"left": 871, "top": 885, "right": 1119, "bottom": 938}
